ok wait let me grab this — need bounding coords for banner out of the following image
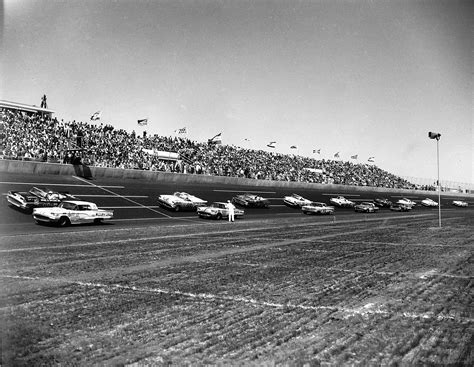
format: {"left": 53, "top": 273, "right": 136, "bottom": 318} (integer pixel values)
{"left": 90, "top": 111, "right": 101, "bottom": 121}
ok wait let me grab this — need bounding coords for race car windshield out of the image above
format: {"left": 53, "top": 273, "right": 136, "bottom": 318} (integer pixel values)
{"left": 60, "top": 202, "right": 76, "bottom": 210}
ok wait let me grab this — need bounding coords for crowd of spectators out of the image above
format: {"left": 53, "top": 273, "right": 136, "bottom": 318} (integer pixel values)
{"left": 1, "top": 108, "right": 422, "bottom": 190}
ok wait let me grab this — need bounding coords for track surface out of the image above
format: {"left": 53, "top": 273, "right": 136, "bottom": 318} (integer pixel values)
{"left": 1, "top": 172, "right": 473, "bottom": 365}
{"left": 1, "top": 171, "right": 471, "bottom": 235}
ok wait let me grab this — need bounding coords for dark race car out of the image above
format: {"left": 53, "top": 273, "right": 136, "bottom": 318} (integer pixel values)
{"left": 354, "top": 202, "right": 379, "bottom": 213}
{"left": 7, "top": 187, "right": 76, "bottom": 212}
{"left": 390, "top": 203, "right": 412, "bottom": 212}
{"left": 373, "top": 198, "right": 392, "bottom": 208}
{"left": 232, "top": 194, "right": 270, "bottom": 208}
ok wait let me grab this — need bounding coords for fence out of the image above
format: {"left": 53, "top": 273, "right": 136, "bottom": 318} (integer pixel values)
{"left": 401, "top": 176, "right": 474, "bottom": 194}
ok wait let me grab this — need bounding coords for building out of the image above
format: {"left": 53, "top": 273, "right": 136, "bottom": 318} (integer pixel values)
{"left": 0, "top": 100, "right": 55, "bottom": 118}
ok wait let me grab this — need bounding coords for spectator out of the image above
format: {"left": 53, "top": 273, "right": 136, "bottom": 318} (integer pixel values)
{"left": 0, "top": 107, "right": 423, "bottom": 190}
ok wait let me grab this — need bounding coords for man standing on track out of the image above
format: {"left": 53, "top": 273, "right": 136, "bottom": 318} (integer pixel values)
{"left": 227, "top": 200, "right": 235, "bottom": 222}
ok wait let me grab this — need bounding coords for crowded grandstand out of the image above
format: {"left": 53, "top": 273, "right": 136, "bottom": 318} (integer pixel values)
{"left": 0, "top": 102, "right": 437, "bottom": 191}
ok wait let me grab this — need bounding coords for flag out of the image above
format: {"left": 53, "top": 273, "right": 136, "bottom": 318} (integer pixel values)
{"left": 368, "top": 157, "right": 375, "bottom": 162}
{"left": 267, "top": 141, "right": 276, "bottom": 148}
{"left": 90, "top": 111, "right": 101, "bottom": 121}
{"left": 175, "top": 127, "right": 187, "bottom": 134}
{"left": 351, "top": 154, "right": 358, "bottom": 159}
{"left": 138, "top": 118, "right": 148, "bottom": 126}
{"left": 313, "top": 149, "right": 321, "bottom": 154}
{"left": 290, "top": 145, "right": 297, "bottom": 149}
{"left": 208, "top": 132, "right": 222, "bottom": 145}
{"left": 334, "top": 152, "right": 340, "bottom": 158}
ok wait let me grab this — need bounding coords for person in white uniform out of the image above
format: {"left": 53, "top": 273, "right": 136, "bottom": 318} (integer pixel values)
{"left": 227, "top": 200, "right": 235, "bottom": 222}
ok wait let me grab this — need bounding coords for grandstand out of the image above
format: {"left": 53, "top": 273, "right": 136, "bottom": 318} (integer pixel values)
{"left": 1, "top": 100, "right": 470, "bottom": 192}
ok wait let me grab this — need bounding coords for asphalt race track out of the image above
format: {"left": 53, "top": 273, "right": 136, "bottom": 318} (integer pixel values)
{"left": 1, "top": 171, "right": 472, "bottom": 236}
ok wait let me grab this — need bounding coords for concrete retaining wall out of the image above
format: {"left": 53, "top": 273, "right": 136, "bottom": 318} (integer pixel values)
{"left": 1, "top": 159, "right": 472, "bottom": 198}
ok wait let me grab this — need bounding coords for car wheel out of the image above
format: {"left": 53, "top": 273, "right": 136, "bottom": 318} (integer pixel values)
{"left": 58, "top": 216, "right": 70, "bottom": 227}
{"left": 174, "top": 205, "right": 181, "bottom": 212}
{"left": 216, "top": 213, "right": 222, "bottom": 220}
{"left": 94, "top": 218, "right": 103, "bottom": 224}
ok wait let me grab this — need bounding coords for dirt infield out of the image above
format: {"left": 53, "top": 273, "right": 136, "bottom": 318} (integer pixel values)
{"left": 1, "top": 212, "right": 473, "bottom": 365}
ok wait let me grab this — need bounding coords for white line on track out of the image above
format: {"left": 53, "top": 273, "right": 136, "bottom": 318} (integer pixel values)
{"left": 99, "top": 205, "right": 161, "bottom": 209}
{"left": 315, "top": 239, "right": 473, "bottom": 249}
{"left": 72, "top": 176, "right": 172, "bottom": 218}
{"left": 322, "top": 193, "right": 361, "bottom": 197}
{"left": 0, "top": 213, "right": 437, "bottom": 252}
{"left": 1, "top": 212, "right": 455, "bottom": 241}
{"left": 213, "top": 189, "right": 276, "bottom": 194}
{"left": 74, "top": 195, "right": 148, "bottom": 198}
{"left": 2, "top": 274, "right": 471, "bottom": 324}
{"left": 0, "top": 181, "right": 124, "bottom": 188}
{"left": 276, "top": 212, "right": 303, "bottom": 215}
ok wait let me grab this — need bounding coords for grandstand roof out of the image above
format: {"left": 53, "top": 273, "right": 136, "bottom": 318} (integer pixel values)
{"left": 0, "top": 100, "right": 55, "bottom": 116}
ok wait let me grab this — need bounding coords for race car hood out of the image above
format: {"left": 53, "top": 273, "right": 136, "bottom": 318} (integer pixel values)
{"left": 33, "top": 207, "right": 67, "bottom": 215}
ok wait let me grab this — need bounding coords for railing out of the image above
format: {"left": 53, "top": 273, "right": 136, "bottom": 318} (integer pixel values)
{"left": 401, "top": 176, "right": 474, "bottom": 194}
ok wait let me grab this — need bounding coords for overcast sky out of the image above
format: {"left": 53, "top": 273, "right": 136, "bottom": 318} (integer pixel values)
{"left": 2, "top": 0, "right": 473, "bottom": 185}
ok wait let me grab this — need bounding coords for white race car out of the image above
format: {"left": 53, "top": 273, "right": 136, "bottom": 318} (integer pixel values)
{"left": 452, "top": 200, "right": 468, "bottom": 207}
{"left": 421, "top": 198, "right": 438, "bottom": 207}
{"left": 329, "top": 196, "right": 355, "bottom": 208}
{"left": 197, "top": 202, "right": 244, "bottom": 220}
{"left": 302, "top": 202, "right": 335, "bottom": 215}
{"left": 7, "top": 186, "right": 76, "bottom": 212}
{"left": 157, "top": 194, "right": 197, "bottom": 211}
{"left": 397, "top": 198, "right": 417, "bottom": 207}
{"left": 283, "top": 193, "right": 312, "bottom": 208}
{"left": 33, "top": 200, "right": 114, "bottom": 226}
{"left": 173, "top": 192, "right": 207, "bottom": 207}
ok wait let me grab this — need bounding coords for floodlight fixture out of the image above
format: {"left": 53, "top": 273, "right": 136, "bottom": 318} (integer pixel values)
{"left": 428, "top": 132, "right": 441, "bottom": 227}
{"left": 428, "top": 132, "right": 441, "bottom": 140}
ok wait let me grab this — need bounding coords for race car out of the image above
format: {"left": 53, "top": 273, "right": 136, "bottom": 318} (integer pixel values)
{"left": 197, "top": 202, "right": 244, "bottom": 220}
{"left": 301, "top": 202, "right": 334, "bottom": 215}
{"left": 354, "top": 202, "right": 379, "bottom": 213}
{"left": 421, "top": 198, "right": 438, "bottom": 207}
{"left": 173, "top": 192, "right": 207, "bottom": 207}
{"left": 7, "top": 187, "right": 76, "bottom": 212}
{"left": 283, "top": 193, "right": 312, "bottom": 208}
{"left": 390, "top": 203, "right": 412, "bottom": 212}
{"left": 232, "top": 194, "right": 270, "bottom": 208}
{"left": 157, "top": 193, "right": 199, "bottom": 211}
{"left": 373, "top": 198, "right": 392, "bottom": 208}
{"left": 452, "top": 200, "right": 468, "bottom": 207}
{"left": 33, "top": 200, "right": 114, "bottom": 226}
{"left": 396, "top": 198, "right": 417, "bottom": 207}
{"left": 329, "top": 196, "right": 355, "bottom": 208}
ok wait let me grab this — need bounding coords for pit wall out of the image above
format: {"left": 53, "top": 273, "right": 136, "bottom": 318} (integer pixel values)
{"left": 1, "top": 159, "right": 472, "bottom": 198}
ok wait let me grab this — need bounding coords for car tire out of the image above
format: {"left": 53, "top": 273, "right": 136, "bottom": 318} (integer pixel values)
{"left": 174, "top": 206, "right": 181, "bottom": 212}
{"left": 216, "top": 213, "right": 222, "bottom": 220}
{"left": 94, "top": 218, "right": 103, "bottom": 224}
{"left": 58, "top": 216, "right": 70, "bottom": 227}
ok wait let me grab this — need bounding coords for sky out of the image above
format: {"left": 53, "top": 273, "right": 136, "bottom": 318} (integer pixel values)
{"left": 2, "top": 0, "right": 473, "bottom": 185}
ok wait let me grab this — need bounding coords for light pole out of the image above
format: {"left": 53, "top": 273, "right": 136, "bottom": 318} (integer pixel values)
{"left": 428, "top": 132, "right": 441, "bottom": 227}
